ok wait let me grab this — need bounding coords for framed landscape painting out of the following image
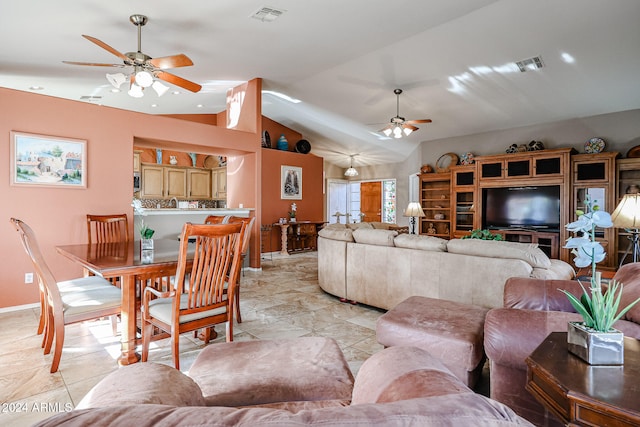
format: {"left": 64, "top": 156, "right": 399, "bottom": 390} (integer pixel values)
{"left": 281, "top": 165, "right": 302, "bottom": 200}
{"left": 10, "top": 131, "right": 87, "bottom": 188}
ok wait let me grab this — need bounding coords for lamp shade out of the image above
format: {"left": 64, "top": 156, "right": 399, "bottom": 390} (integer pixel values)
{"left": 344, "top": 167, "right": 358, "bottom": 177}
{"left": 404, "top": 202, "right": 425, "bottom": 217}
{"left": 611, "top": 194, "right": 640, "bottom": 229}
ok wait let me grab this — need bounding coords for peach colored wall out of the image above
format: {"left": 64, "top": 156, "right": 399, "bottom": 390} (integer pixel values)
{"left": 261, "top": 148, "right": 324, "bottom": 252}
{"left": 0, "top": 86, "right": 260, "bottom": 309}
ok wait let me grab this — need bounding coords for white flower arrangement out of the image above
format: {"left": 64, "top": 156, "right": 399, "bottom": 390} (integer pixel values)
{"left": 131, "top": 199, "right": 154, "bottom": 239}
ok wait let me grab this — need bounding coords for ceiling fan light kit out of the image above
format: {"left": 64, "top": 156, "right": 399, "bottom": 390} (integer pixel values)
{"left": 379, "top": 89, "right": 431, "bottom": 139}
{"left": 64, "top": 14, "right": 202, "bottom": 99}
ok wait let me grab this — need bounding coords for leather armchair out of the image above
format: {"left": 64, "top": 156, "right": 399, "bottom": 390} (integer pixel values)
{"left": 484, "top": 263, "right": 640, "bottom": 426}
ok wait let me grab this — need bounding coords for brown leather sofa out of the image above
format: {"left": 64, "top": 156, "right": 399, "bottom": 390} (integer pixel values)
{"left": 36, "top": 341, "right": 534, "bottom": 426}
{"left": 484, "top": 262, "right": 640, "bottom": 426}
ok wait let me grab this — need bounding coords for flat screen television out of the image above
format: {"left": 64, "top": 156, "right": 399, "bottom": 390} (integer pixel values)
{"left": 482, "top": 186, "right": 560, "bottom": 231}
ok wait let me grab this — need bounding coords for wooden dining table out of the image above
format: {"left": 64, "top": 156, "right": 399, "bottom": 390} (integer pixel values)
{"left": 56, "top": 239, "right": 193, "bottom": 365}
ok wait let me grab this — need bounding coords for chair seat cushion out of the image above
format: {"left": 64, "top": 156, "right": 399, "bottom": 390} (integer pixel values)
{"left": 62, "top": 283, "right": 121, "bottom": 317}
{"left": 148, "top": 294, "right": 228, "bottom": 324}
{"left": 188, "top": 337, "right": 354, "bottom": 407}
{"left": 58, "top": 275, "right": 115, "bottom": 292}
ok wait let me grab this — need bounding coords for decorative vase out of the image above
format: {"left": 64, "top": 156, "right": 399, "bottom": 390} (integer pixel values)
{"left": 189, "top": 152, "right": 197, "bottom": 167}
{"left": 567, "top": 321, "right": 624, "bottom": 365}
{"left": 155, "top": 149, "right": 163, "bottom": 164}
{"left": 140, "top": 238, "right": 154, "bottom": 251}
{"left": 169, "top": 155, "right": 178, "bottom": 165}
{"left": 277, "top": 134, "right": 288, "bottom": 151}
{"left": 289, "top": 217, "right": 296, "bottom": 223}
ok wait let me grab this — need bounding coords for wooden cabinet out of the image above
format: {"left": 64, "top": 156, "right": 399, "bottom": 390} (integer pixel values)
{"left": 615, "top": 158, "right": 640, "bottom": 266}
{"left": 451, "top": 165, "right": 477, "bottom": 238}
{"left": 140, "top": 165, "right": 164, "bottom": 199}
{"left": 133, "top": 150, "right": 141, "bottom": 173}
{"left": 570, "top": 152, "right": 618, "bottom": 269}
{"left": 165, "top": 167, "right": 187, "bottom": 198}
{"left": 495, "top": 230, "right": 560, "bottom": 259}
{"left": 140, "top": 163, "right": 215, "bottom": 200}
{"left": 477, "top": 149, "right": 568, "bottom": 180}
{"left": 419, "top": 172, "right": 451, "bottom": 238}
{"left": 188, "top": 169, "right": 212, "bottom": 199}
{"left": 212, "top": 167, "right": 227, "bottom": 200}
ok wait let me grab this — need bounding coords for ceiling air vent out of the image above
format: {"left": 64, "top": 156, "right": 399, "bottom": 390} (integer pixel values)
{"left": 250, "top": 6, "right": 286, "bottom": 22}
{"left": 80, "top": 95, "right": 102, "bottom": 101}
{"left": 515, "top": 56, "right": 544, "bottom": 72}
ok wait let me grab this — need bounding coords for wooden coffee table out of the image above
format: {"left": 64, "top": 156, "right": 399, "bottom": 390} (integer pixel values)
{"left": 526, "top": 332, "right": 640, "bottom": 427}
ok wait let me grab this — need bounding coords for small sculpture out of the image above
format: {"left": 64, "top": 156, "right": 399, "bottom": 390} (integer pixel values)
{"left": 427, "top": 223, "right": 436, "bottom": 234}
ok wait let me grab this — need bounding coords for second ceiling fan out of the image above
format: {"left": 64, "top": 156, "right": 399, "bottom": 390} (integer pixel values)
{"left": 379, "top": 89, "right": 432, "bottom": 138}
{"left": 63, "top": 14, "right": 202, "bottom": 97}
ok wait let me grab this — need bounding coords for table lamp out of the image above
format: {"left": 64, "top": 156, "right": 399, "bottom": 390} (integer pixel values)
{"left": 611, "top": 193, "right": 640, "bottom": 267}
{"left": 404, "top": 202, "right": 425, "bottom": 235}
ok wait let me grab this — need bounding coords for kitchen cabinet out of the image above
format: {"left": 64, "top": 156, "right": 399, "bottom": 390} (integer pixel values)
{"left": 212, "top": 167, "right": 227, "bottom": 200}
{"left": 188, "top": 169, "right": 212, "bottom": 199}
{"left": 140, "top": 163, "right": 215, "bottom": 200}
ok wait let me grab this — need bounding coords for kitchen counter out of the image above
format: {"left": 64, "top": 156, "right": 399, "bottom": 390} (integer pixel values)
{"left": 141, "top": 208, "right": 253, "bottom": 216}
{"left": 135, "top": 208, "right": 253, "bottom": 239}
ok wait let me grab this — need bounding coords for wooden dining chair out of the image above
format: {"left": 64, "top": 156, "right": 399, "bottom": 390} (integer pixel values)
{"left": 141, "top": 222, "right": 246, "bottom": 370}
{"left": 10, "top": 218, "right": 122, "bottom": 373}
{"left": 87, "top": 214, "right": 130, "bottom": 245}
{"left": 204, "top": 214, "right": 230, "bottom": 224}
{"left": 225, "top": 216, "right": 255, "bottom": 323}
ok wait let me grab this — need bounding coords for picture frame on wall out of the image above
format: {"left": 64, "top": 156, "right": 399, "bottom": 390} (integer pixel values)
{"left": 281, "top": 165, "right": 302, "bottom": 200}
{"left": 10, "top": 131, "right": 87, "bottom": 189}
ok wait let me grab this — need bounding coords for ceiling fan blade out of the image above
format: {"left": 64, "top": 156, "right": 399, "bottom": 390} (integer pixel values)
{"left": 405, "top": 119, "right": 432, "bottom": 125}
{"left": 62, "top": 61, "right": 125, "bottom": 68}
{"left": 402, "top": 124, "right": 419, "bottom": 132}
{"left": 81, "top": 35, "right": 131, "bottom": 63}
{"left": 147, "top": 54, "right": 194, "bottom": 69}
{"left": 156, "top": 71, "right": 202, "bottom": 93}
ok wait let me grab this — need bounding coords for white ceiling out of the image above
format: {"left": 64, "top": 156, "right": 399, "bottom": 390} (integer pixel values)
{"left": 2, "top": 0, "right": 639, "bottom": 167}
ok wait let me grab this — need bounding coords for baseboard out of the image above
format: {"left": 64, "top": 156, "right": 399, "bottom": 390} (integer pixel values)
{"left": 0, "top": 302, "right": 39, "bottom": 314}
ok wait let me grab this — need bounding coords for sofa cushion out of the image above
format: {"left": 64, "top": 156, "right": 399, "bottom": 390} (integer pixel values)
{"left": 446, "top": 239, "right": 551, "bottom": 268}
{"left": 531, "top": 259, "right": 576, "bottom": 280}
{"left": 347, "top": 222, "right": 374, "bottom": 230}
{"left": 318, "top": 227, "right": 354, "bottom": 242}
{"left": 352, "top": 229, "right": 397, "bottom": 246}
{"left": 394, "top": 234, "right": 448, "bottom": 252}
{"left": 76, "top": 362, "right": 205, "bottom": 409}
{"left": 367, "top": 221, "right": 391, "bottom": 230}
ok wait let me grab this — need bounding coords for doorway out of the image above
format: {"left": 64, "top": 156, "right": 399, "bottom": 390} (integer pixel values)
{"left": 327, "top": 179, "right": 396, "bottom": 224}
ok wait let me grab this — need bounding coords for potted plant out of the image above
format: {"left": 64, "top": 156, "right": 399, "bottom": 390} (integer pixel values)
{"left": 132, "top": 199, "right": 155, "bottom": 250}
{"left": 560, "top": 195, "right": 640, "bottom": 365}
{"left": 462, "top": 229, "right": 503, "bottom": 241}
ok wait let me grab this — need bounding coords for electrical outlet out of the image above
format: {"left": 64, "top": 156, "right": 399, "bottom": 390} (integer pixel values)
{"left": 24, "top": 272, "right": 34, "bottom": 284}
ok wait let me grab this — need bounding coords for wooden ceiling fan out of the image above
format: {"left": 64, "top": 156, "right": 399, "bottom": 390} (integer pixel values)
{"left": 63, "top": 14, "right": 201, "bottom": 94}
{"left": 379, "top": 89, "right": 431, "bottom": 138}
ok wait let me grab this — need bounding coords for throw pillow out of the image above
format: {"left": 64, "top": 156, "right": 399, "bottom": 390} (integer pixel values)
{"left": 394, "top": 234, "right": 448, "bottom": 252}
{"left": 352, "top": 229, "right": 397, "bottom": 246}
{"left": 446, "top": 238, "right": 551, "bottom": 268}
{"left": 318, "top": 227, "right": 354, "bottom": 242}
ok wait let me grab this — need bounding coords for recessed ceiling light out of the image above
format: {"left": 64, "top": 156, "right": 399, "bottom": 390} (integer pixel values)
{"left": 250, "top": 6, "right": 286, "bottom": 22}
{"left": 172, "top": 91, "right": 180, "bottom": 95}
{"left": 110, "top": 88, "right": 121, "bottom": 93}
{"left": 561, "top": 52, "right": 575, "bottom": 64}
{"left": 151, "top": 104, "right": 158, "bottom": 108}
{"left": 515, "top": 56, "right": 544, "bottom": 72}
{"left": 196, "top": 104, "right": 204, "bottom": 108}
{"left": 29, "top": 86, "right": 44, "bottom": 91}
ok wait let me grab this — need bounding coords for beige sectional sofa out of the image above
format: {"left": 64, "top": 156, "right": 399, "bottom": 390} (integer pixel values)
{"left": 318, "top": 223, "right": 574, "bottom": 310}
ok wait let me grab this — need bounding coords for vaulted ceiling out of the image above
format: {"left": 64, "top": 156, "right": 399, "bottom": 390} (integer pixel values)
{"left": 2, "top": 0, "right": 639, "bottom": 167}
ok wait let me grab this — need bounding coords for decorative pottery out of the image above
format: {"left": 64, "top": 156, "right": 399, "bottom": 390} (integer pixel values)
{"left": 460, "top": 152, "right": 475, "bottom": 165}
{"left": 277, "top": 134, "right": 289, "bottom": 151}
{"left": 420, "top": 164, "right": 433, "bottom": 174}
{"left": 567, "top": 321, "right": 624, "bottom": 365}
{"left": 585, "top": 137, "right": 606, "bottom": 154}
{"left": 528, "top": 140, "right": 545, "bottom": 151}
{"left": 169, "top": 155, "right": 178, "bottom": 165}
{"left": 189, "top": 152, "right": 197, "bottom": 167}
{"left": 505, "top": 144, "right": 518, "bottom": 154}
{"left": 295, "top": 139, "right": 311, "bottom": 154}
{"left": 155, "top": 149, "right": 162, "bottom": 164}
{"left": 261, "top": 130, "right": 271, "bottom": 148}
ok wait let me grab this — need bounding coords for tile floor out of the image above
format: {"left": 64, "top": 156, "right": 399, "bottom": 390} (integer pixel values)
{"left": 0, "top": 251, "right": 489, "bottom": 426}
{"left": 0, "top": 252, "right": 388, "bottom": 426}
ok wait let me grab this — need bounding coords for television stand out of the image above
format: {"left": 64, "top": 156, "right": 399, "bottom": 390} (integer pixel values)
{"left": 494, "top": 229, "right": 559, "bottom": 259}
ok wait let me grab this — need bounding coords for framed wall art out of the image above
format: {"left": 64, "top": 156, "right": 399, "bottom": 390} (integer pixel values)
{"left": 281, "top": 165, "right": 302, "bottom": 200}
{"left": 10, "top": 131, "right": 87, "bottom": 188}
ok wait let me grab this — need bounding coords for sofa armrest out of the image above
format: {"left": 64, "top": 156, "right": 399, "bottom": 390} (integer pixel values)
{"left": 484, "top": 308, "right": 582, "bottom": 370}
{"left": 351, "top": 346, "right": 470, "bottom": 405}
{"left": 503, "top": 277, "right": 587, "bottom": 312}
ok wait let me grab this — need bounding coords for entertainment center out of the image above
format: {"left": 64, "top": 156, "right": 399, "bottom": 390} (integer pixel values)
{"left": 419, "top": 147, "right": 636, "bottom": 269}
